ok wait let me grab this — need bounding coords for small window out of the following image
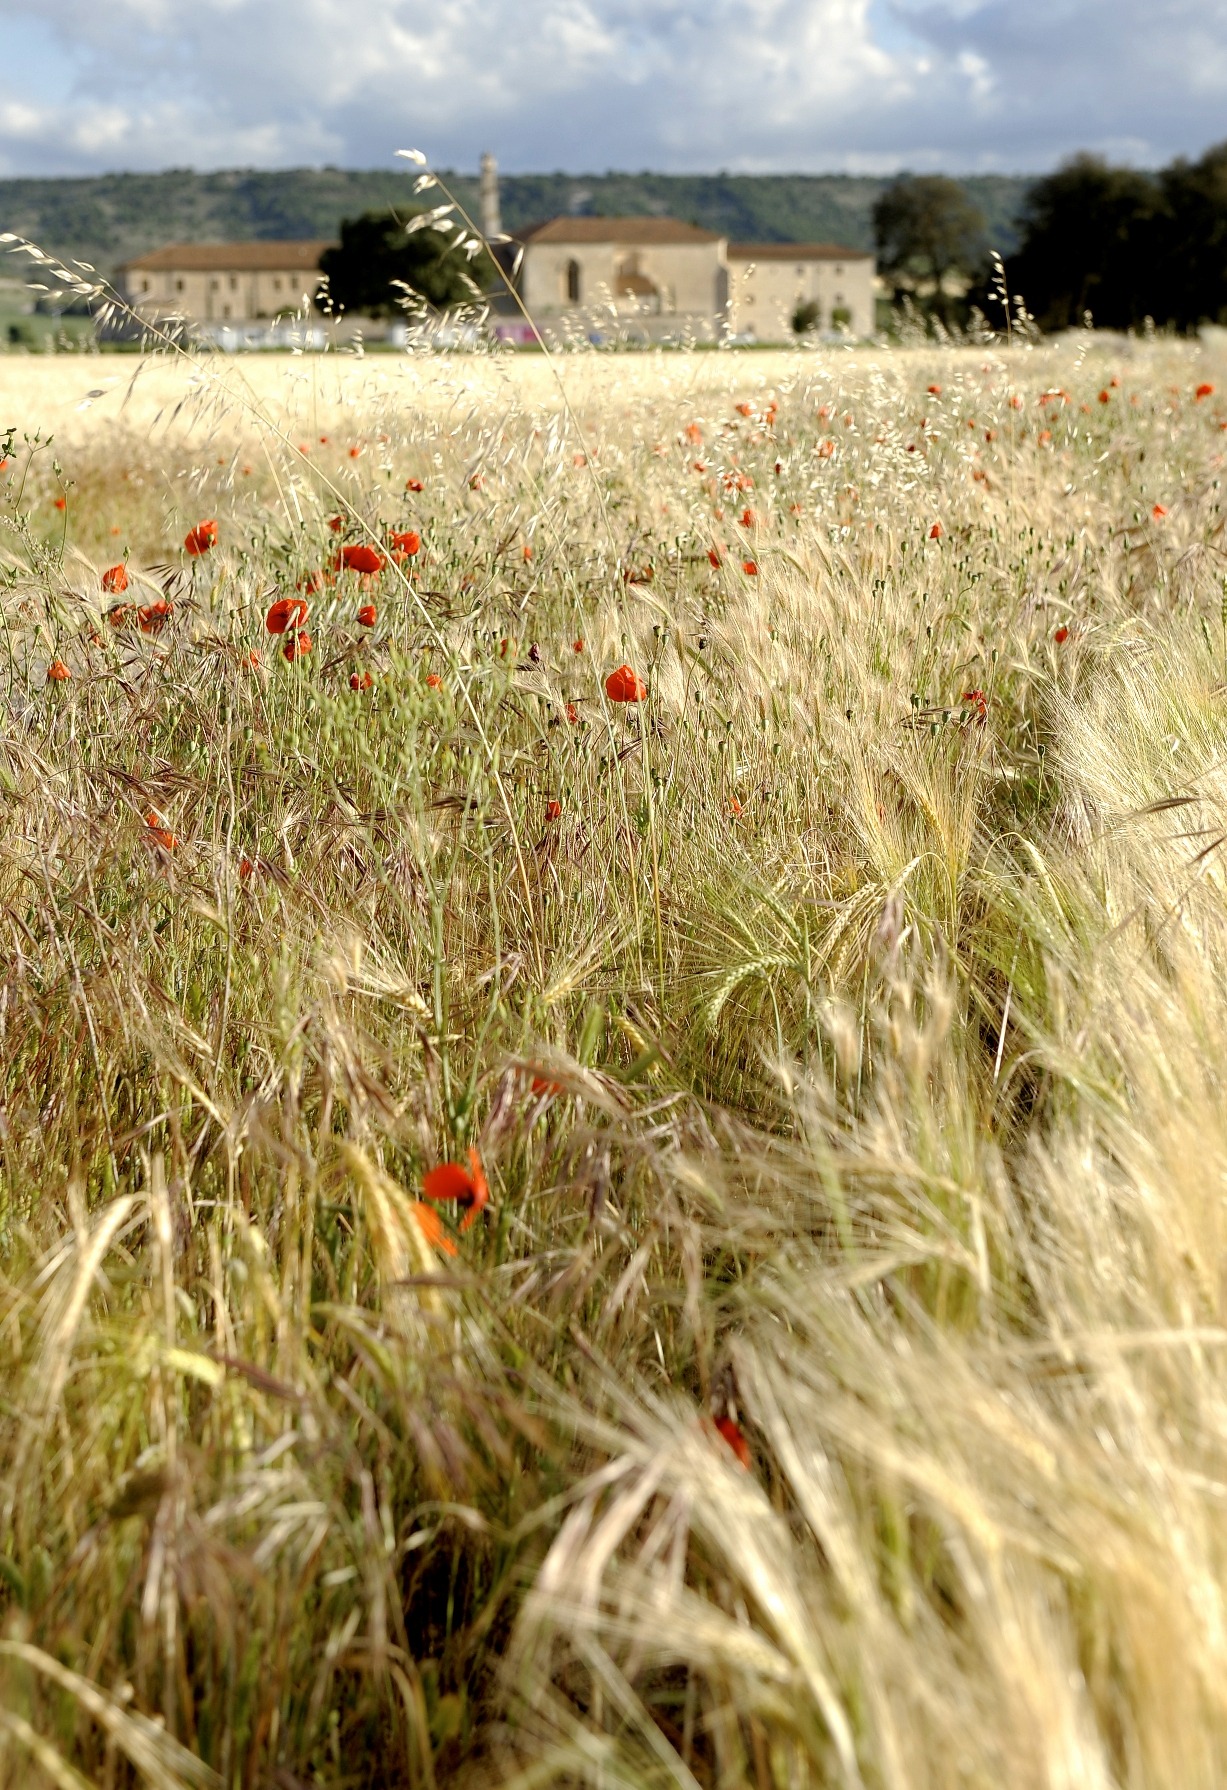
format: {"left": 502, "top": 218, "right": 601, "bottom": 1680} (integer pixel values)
{"left": 222, "top": 304, "right": 231, "bottom": 319}
{"left": 796, "top": 265, "right": 804, "bottom": 276}
{"left": 229, "top": 275, "right": 238, "bottom": 291}
{"left": 272, "top": 276, "right": 282, "bottom": 292}
{"left": 141, "top": 277, "right": 150, "bottom": 293}
{"left": 176, "top": 278, "right": 185, "bottom": 292}
{"left": 566, "top": 259, "right": 581, "bottom": 303}
{"left": 210, "top": 277, "right": 220, "bottom": 291}
{"left": 835, "top": 264, "right": 843, "bottom": 275}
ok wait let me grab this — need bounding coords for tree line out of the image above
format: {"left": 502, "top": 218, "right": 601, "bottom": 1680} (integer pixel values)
{"left": 873, "top": 143, "right": 1227, "bottom": 334}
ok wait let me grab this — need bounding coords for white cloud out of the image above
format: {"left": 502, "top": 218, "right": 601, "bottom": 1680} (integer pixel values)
{"left": 0, "top": 0, "right": 1225, "bottom": 175}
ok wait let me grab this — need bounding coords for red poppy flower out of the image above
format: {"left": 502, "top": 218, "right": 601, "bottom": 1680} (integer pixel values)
{"left": 137, "top": 598, "right": 173, "bottom": 635}
{"left": 929, "top": 522, "right": 943, "bottom": 540}
{"left": 357, "top": 603, "right": 377, "bottom": 626}
{"left": 245, "top": 649, "right": 262, "bottom": 668}
{"left": 106, "top": 604, "right": 131, "bottom": 628}
{"left": 101, "top": 564, "right": 128, "bottom": 594}
{"left": 350, "top": 670, "right": 373, "bottom": 691}
{"left": 298, "top": 570, "right": 324, "bottom": 595}
{"left": 422, "top": 1146, "right": 489, "bottom": 1230}
{"left": 715, "top": 1416, "right": 751, "bottom": 1469}
{"left": 729, "top": 796, "right": 743, "bottom": 817}
{"left": 1196, "top": 382, "right": 1215, "bottom": 400}
{"left": 708, "top": 546, "right": 724, "bottom": 568}
{"left": 530, "top": 1073, "right": 563, "bottom": 1097}
{"left": 735, "top": 402, "right": 753, "bottom": 418}
{"left": 405, "top": 478, "right": 424, "bottom": 492}
{"left": 684, "top": 421, "right": 704, "bottom": 443}
{"left": 184, "top": 520, "right": 218, "bottom": 555}
{"left": 1053, "top": 625, "right": 1069, "bottom": 644}
{"left": 266, "top": 596, "right": 309, "bottom": 634}
{"left": 1152, "top": 503, "right": 1168, "bottom": 520}
{"left": 319, "top": 435, "right": 329, "bottom": 445}
{"left": 348, "top": 445, "right": 362, "bottom": 459}
{"left": 545, "top": 799, "right": 562, "bottom": 821}
{"left": 389, "top": 529, "right": 420, "bottom": 556}
{"left": 239, "top": 856, "right": 255, "bottom": 880}
{"left": 283, "top": 629, "right": 312, "bottom": 662}
{"left": 328, "top": 515, "right": 344, "bottom": 533}
{"left": 962, "top": 688, "right": 988, "bottom": 720}
{"left": 522, "top": 543, "right": 533, "bottom": 561}
{"left": 564, "top": 701, "right": 579, "bottom": 724}
{"left": 46, "top": 658, "right": 71, "bottom": 682}
{"left": 573, "top": 638, "right": 584, "bottom": 653}
{"left": 53, "top": 496, "right": 66, "bottom": 511}
{"left": 1038, "top": 429, "right": 1053, "bottom": 446}
{"left": 1098, "top": 390, "right": 1110, "bottom": 405}
{"left": 740, "top": 507, "right": 758, "bottom": 528}
{"left": 1009, "top": 394, "right": 1023, "bottom": 410}
{"left": 337, "top": 544, "right": 386, "bottom": 575}
{"left": 145, "top": 810, "right": 178, "bottom": 850}
{"left": 411, "top": 1202, "right": 458, "bottom": 1257}
{"left": 605, "top": 664, "right": 647, "bottom": 704}
{"left": 927, "top": 383, "right": 942, "bottom": 396}
{"left": 426, "top": 673, "right": 442, "bottom": 689}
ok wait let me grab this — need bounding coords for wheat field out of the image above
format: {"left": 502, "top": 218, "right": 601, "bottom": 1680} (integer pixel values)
{"left": 2, "top": 332, "right": 1227, "bottom": 1789}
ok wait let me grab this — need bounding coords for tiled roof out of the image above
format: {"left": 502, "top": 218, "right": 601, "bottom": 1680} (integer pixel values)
{"left": 516, "top": 216, "right": 721, "bottom": 246}
{"left": 118, "top": 241, "right": 332, "bottom": 273}
{"left": 727, "top": 242, "right": 871, "bottom": 261}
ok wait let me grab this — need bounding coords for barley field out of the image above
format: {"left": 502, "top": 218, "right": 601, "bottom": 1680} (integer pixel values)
{"left": 2, "top": 333, "right": 1227, "bottom": 1790}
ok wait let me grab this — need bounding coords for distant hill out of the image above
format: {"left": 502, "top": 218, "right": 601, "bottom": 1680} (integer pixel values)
{"left": 0, "top": 168, "right": 1035, "bottom": 278}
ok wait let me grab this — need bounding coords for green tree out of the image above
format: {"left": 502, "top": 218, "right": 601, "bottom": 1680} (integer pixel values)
{"left": 1159, "top": 142, "right": 1227, "bottom": 329}
{"left": 872, "top": 175, "right": 986, "bottom": 323}
{"left": 317, "top": 209, "right": 483, "bottom": 318}
{"left": 791, "top": 298, "right": 820, "bottom": 336}
{"left": 1000, "top": 156, "right": 1161, "bottom": 332}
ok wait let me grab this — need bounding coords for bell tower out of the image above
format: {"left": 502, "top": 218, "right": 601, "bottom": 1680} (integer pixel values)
{"left": 479, "top": 152, "right": 502, "bottom": 239}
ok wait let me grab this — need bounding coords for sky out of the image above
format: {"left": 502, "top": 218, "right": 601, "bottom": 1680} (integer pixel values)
{"left": 0, "top": 0, "right": 1225, "bottom": 179}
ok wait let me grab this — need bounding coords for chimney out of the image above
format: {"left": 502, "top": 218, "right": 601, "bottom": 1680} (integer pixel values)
{"left": 479, "top": 152, "right": 502, "bottom": 239}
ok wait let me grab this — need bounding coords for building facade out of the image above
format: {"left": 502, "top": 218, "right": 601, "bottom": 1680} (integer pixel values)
{"left": 116, "top": 241, "right": 330, "bottom": 329}
{"left": 726, "top": 243, "right": 875, "bottom": 339}
{"left": 512, "top": 216, "right": 875, "bottom": 339}
{"left": 115, "top": 213, "right": 876, "bottom": 346}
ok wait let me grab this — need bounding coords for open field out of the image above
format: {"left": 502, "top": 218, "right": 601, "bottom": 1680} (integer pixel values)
{"left": 4, "top": 335, "right": 1227, "bottom": 1789}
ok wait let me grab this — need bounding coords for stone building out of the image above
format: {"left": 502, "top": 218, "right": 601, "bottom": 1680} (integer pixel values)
{"left": 511, "top": 213, "right": 875, "bottom": 339}
{"left": 726, "top": 242, "right": 875, "bottom": 339}
{"left": 514, "top": 216, "right": 729, "bottom": 336}
{"left": 116, "top": 241, "right": 329, "bottom": 329}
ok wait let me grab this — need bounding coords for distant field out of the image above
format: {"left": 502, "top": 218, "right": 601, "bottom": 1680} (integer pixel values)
{"left": 4, "top": 336, "right": 1227, "bottom": 1789}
